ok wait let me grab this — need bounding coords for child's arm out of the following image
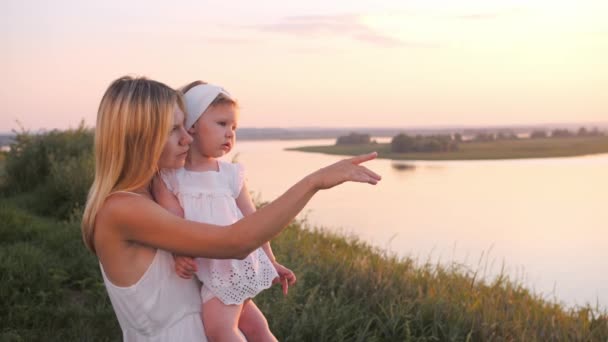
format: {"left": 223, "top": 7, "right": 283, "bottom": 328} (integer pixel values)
{"left": 151, "top": 175, "right": 198, "bottom": 279}
{"left": 236, "top": 181, "right": 297, "bottom": 294}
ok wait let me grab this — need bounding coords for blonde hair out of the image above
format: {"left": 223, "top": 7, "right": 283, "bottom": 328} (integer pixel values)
{"left": 81, "top": 76, "right": 184, "bottom": 253}
{"left": 180, "top": 80, "right": 238, "bottom": 109}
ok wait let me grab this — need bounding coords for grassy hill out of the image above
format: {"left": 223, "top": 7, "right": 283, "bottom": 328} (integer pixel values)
{"left": 1, "top": 128, "right": 606, "bottom": 341}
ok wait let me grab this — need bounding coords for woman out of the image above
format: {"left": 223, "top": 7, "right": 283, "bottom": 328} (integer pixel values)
{"left": 82, "top": 76, "right": 381, "bottom": 341}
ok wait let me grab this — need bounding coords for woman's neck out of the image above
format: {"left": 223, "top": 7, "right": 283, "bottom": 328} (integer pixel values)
{"left": 131, "top": 183, "right": 154, "bottom": 199}
{"left": 185, "top": 152, "right": 218, "bottom": 172}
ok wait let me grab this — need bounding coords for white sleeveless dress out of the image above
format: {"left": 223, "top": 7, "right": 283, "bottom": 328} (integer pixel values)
{"left": 100, "top": 245, "right": 207, "bottom": 341}
{"left": 161, "top": 161, "right": 278, "bottom": 305}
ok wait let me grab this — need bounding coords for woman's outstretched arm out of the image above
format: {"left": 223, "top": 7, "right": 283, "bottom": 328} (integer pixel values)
{"left": 101, "top": 152, "right": 381, "bottom": 259}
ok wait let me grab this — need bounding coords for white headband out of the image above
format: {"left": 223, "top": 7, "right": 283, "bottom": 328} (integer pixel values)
{"left": 183, "top": 84, "right": 234, "bottom": 129}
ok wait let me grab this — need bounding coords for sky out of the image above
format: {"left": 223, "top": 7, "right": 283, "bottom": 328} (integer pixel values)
{"left": 1, "top": 0, "right": 607, "bottom": 132}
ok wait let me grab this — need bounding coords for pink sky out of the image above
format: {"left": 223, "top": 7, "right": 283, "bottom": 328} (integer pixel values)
{"left": 1, "top": 0, "right": 607, "bottom": 132}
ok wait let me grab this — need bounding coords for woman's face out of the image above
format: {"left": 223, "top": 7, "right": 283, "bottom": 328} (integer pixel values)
{"left": 158, "top": 106, "right": 192, "bottom": 169}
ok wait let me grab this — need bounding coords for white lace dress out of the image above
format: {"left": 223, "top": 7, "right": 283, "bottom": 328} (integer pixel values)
{"left": 161, "top": 161, "right": 278, "bottom": 305}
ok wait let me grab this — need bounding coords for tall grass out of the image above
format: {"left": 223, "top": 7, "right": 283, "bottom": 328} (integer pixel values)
{"left": 1, "top": 128, "right": 607, "bottom": 341}
{"left": 256, "top": 225, "right": 607, "bottom": 341}
{"left": 0, "top": 199, "right": 117, "bottom": 341}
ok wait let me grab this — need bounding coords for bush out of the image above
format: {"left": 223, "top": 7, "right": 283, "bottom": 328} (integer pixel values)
{"left": 391, "top": 134, "right": 458, "bottom": 153}
{"left": 552, "top": 129, "right": 573, "bottom": 138}
{"left": 336, "top": 132, "right": 371, "bottom": 145}
{"left": 473, "top": 132, "right": 496, "bottom": 142}
{"left": 1, "top": 122, "right": 94, "bottom": 219}
{"left": 530, "top": 130, "right": 547, "bottom": 139}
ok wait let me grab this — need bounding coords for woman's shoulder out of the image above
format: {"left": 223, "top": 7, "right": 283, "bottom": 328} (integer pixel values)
{"left": 94, "top": 191, "right": 185, "bottom": 250}
{"left": 97, "top": 192, "right": 156, "bottom": 226}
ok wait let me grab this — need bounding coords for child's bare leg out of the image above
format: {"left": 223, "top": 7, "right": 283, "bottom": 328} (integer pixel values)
{"left": 238, "top": 299, "right": 277, "bottom": 342}
{"left": 202, "top": 298, "right": 246, "bottom": 342}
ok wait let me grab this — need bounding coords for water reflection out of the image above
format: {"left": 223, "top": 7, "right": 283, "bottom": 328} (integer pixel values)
{"left": 391, "top": 162, "right": 416, "bottom": 172}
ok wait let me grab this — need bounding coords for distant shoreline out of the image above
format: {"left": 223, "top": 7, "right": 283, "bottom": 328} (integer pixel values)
{"left": 288, "top": 136, "right": 608, "bottom": 161}
{"left": 2, "top": 121, "right": 607, "bottom": 147}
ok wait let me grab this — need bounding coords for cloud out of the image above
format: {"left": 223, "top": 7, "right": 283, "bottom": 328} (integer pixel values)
{"left": 248, "top": 14, "right": 428, "bottom": 48}
{"left": 204, "top": 37, "right": 253, "bottom": 45}
{"left": 454, "top": 8, "right": 527, "bottom": 20}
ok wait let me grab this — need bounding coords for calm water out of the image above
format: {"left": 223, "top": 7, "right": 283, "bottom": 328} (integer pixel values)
{"left": 221, "top": 138, "right": 608, "bottom": 309}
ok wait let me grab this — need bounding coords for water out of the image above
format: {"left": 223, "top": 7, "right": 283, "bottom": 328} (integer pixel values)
{"left": 222, "top": 138, "right": 608, "bottom": 309}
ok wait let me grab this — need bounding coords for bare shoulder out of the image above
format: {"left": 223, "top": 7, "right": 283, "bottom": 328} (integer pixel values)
{"left": 96, "top": 191, "right": 191, "bottom": 245}
{"left": 96, "top": 192, "right": 160, "bottom": 231}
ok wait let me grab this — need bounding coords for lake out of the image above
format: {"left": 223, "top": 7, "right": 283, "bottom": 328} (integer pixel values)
{"left": 222, "top": 138, "right": 608, "bottom": 309}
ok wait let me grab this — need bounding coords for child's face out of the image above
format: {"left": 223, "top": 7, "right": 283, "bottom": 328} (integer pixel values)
{"left": 189, "top": 103, "right": 238, "bottom": 158}
{"left": 158, "top": 106, "right": 192, "bottom": 169}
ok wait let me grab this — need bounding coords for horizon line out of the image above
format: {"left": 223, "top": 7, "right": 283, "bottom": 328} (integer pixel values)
{"left": 1, "top": 120, "right": 608, "bottom": 135}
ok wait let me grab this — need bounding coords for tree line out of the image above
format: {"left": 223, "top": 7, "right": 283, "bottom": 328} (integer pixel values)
{"left": 336, "top": 126, "right": 606, "bottom": 154}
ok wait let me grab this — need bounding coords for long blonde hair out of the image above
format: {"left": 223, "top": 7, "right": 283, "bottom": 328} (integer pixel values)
{"left": 82, "top": 76, "right": 183, "bottom": 253}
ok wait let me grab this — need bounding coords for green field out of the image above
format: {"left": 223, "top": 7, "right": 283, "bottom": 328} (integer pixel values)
{"left": 289, "top": 136, "right": 608, "bottom": 161}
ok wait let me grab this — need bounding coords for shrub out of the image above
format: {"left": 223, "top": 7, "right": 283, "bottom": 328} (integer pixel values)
{"left": 391, "top": 134, "right": 458, "bottom": 153}
{"left": 1, "top": 122, "right": 94, "bottom": 219}
{"left": 336, "top": 132, "right": 372, "bottom": 145}
{"left": 530, "top": 130, "right": 547, "bottom": 139}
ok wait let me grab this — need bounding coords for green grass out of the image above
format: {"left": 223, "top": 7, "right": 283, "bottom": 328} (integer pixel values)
{"left": 1, "top": 195, "right": 606, "bottom": 341}
{"left": 288, "top": 136, "right": 608, "bottom": 160}
{"left": 0, "top": 195, "right": 118, "bottom": 341}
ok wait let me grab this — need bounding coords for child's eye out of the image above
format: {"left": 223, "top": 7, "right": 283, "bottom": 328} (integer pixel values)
{"left": 218, "top": 121, "right": 227, "bottom": 126}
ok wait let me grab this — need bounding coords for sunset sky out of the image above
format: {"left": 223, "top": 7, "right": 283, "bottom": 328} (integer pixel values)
{"left": 1, "top": 0, "right": 607, "bottom": 132}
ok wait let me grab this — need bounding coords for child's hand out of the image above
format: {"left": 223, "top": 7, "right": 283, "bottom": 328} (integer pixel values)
{"left": 173, "top": 254, "right": 197, "bottom": 279}
{"left": 271, "top": 261, "right": 296, "bottom": 296}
